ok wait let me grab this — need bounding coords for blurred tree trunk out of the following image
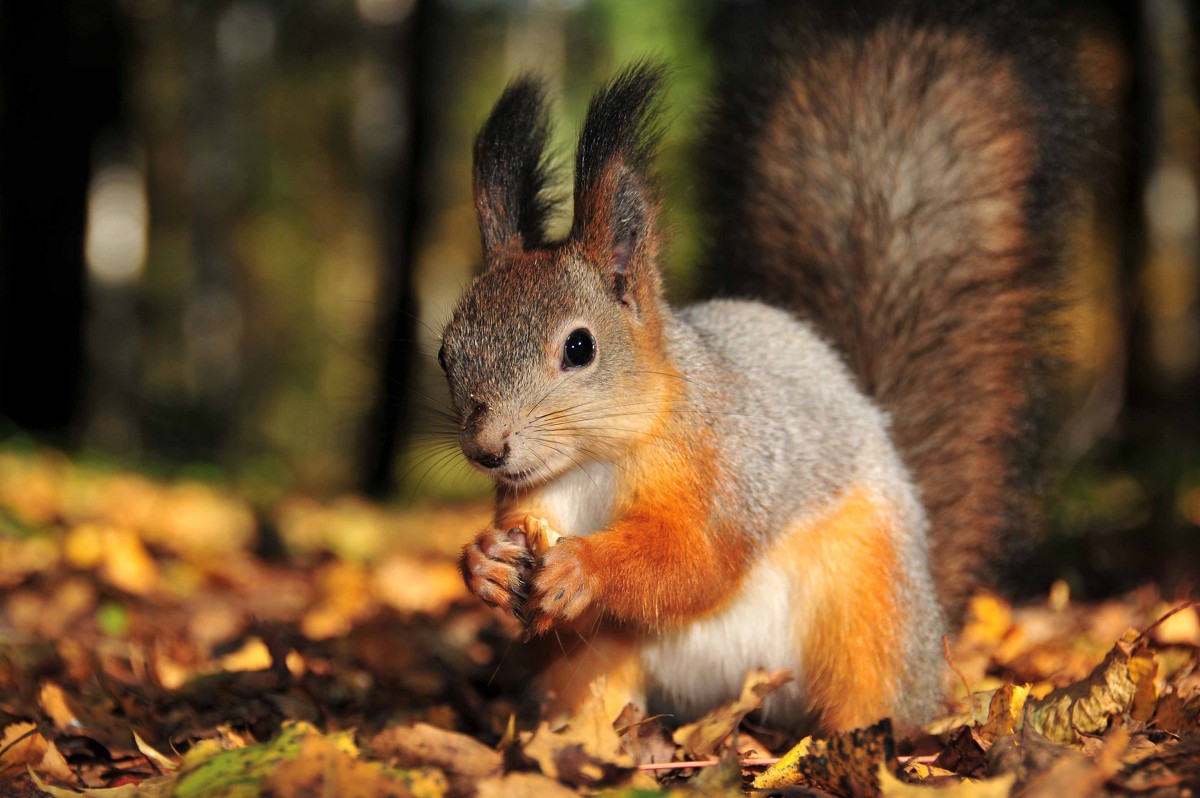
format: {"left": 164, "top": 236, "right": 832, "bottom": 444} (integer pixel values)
{"left": 0, "top": 1, "right": 126, "bottom": 439}
{"left": 357, "top": 0, "right": 438, "bottom": 498}
{"left": 1117, "top": 0, "right": 1200, "bottom": 588}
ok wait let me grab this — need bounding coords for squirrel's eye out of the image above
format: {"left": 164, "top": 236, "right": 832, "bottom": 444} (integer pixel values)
{"left": 437, "top": 343, "right": 448, "bottom": 372}
{"left": 561, "top": 328, "right": 595, "bottom": 370}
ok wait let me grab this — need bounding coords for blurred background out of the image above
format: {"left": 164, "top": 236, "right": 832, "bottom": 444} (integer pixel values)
{"left": 0, "top": 0, "right": 1197, "bottom": 598}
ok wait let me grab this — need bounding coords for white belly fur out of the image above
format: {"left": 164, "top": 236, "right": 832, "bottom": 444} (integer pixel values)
{"left": 535, "top": 461, "right": 617, "bottom": 538}
{"left": 640, "top": 557, "right": 809, "bottom": 727}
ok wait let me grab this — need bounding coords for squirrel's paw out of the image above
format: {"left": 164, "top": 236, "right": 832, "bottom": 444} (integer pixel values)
{"left": 526, "top": 537, "right": 597, "bottom": 636}
{"left": 460, "top": 526, "right": 535, "bottom": 621}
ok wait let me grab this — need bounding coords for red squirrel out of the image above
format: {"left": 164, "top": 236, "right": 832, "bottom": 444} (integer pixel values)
{"left": 442, "top": 3, "right": 1080, "bottom": 732}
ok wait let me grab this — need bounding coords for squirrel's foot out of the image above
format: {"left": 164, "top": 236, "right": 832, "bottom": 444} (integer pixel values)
{"left": 526, "top": 536, "right": 597, "bottom": 637}
{"left": 460, "top": 526, "right": 535, "bottom": 621}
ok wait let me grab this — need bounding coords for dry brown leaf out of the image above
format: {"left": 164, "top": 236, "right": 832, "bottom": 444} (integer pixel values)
{"left": 933, "top": 726, "right": 989, "bottom": 778}
{"left": 1026, "top": 635, "right": 1157, "bottom": 745}
{"left": 30, "top": 770, "right": 176, "bottom": 797}
{"left": 880, "top": 767, "right": 1016, "bottom": 797}
{"left": 752, "top": 719, "right": 895, "bottom": 795}
{"left": 521, "top": 679, "right": 633, "bottom": 788}
{"left": 0, "top": 723, "right": 74, "bottom": 784}
{"left": 370, "top": 722, "right": 502, "bottom": 782}
{"left": 474, "top": 772, "right": 578, "bottom": 798}
{"left": 614, "top": 704, "right": 677, "bottom": 767}
{"left": 1015, "top": 726, "right": 1128, "bottom": 798}
{"left": 1152, "top": 691, "right": 1200, "bottom": 733}
{"left": 672, "top": 667, "right": 793, "bottom": 759}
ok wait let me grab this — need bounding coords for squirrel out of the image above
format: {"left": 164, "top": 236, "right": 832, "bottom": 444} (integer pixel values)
{"left": 443, "top": 2, "right": 1081, "bottom": 732}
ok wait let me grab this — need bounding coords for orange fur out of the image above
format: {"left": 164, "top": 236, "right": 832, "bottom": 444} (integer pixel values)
{"left": 778, "top": 486, "right": 905, "bottom": 730}
{"left": 581, "top": 396, "right": 751, "bottom": 628}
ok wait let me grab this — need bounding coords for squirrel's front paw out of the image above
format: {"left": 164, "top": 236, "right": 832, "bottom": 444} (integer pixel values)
{"left": 526, "top": 537, "right": 598, "bottom": 636}
{"left": 460, "top": 526, "right": 535, "bottom": 620}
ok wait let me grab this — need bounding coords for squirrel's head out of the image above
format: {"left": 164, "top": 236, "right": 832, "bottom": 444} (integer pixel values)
{"left": 440, "top": 64, "right": 672, "bottom": 489}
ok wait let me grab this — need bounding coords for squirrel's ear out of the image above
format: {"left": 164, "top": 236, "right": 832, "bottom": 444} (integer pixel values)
{"left": 571, "top": 63, "right": 667, "bottom": 308}
{"left": 473, "top": 77, "right": 560, "bottom": 259}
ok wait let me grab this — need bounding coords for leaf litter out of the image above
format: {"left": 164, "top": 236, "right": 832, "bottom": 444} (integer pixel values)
{"left": 1, "top": 446, "right": 1199, "bottom": 796}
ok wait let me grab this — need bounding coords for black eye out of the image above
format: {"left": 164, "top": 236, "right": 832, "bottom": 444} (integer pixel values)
{"left": 561, "top": 328, "right": 595, "bottom": 370}
{"left": 437, "top": 343, "right": 448, "bottom": 371}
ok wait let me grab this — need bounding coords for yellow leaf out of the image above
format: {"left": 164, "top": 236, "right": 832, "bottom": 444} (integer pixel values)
{"left": 374, "top": 557, "right": 466, "bottom": 615}
{"left": 133, "top": 732, "right": 178, "bottom": 773}
{"left": 978, "top": 683, "right": 1030, "bottom": 742}
{"left": 1128, "top": 646, "right": 1158, "bottom": 722}
{"left": 64, "top": 524, "right": 105, "bottom": 569}
{"left": 39, "top": 682, "right": 80, "bottom": 731}
{"left": 218, "top": 637, "right": 273, "bottom": 673}
{"left": 752, "top": 720, "right": 894, "bottom": 794}
{"left": 960, "top": 593, "right": 1013, "bottom": 646}
{"left": 100, "top": 527, "right": 160, "bottom": 595}
{"left": 301, "top": 561, "right": 372, "bottom": 639}
{"left": 752, "top": 735, "right": 812, "bottom": 788}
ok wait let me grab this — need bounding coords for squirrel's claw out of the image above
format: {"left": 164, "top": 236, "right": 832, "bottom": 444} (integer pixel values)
{"left": 460, "top": 526, "right": 534, "bottom": 620}
{"left": 524, "top": 537, "right": 596, "bottom": 636}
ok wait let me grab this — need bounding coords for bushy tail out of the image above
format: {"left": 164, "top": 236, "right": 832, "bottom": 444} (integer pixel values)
{"left": 703, "top": 3, "right": 1084, "bottom": 620}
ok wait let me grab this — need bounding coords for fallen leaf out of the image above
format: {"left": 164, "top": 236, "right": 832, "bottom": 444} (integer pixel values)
{"left": 1015, "top": 726, "right": 1128, "bottom": 798}
{"left": 217, "top": 637, "right": 273, "bottom": 673}
{"left": 880, "top": 766, "right": 1015, "bottom": 797}
{"left": 301, "top": 561, "right": 373, "bottom": 639}
{"left": 374, "top": 556, "right": 466, "bottom": 615}
{"left": 132, "top": 732, "right": 177, "bottom": 773}
{"left": 933, "top": 726, "right": 989, "bottom": 778}
{"left": 0, "top": 723, "right": 74, "bottom": 784}
{"left": 521, "top": 679, "right": 634, "bottom": 788}
{"left": 30, "top": 770, "right": 176, "bottom": 797}
{"left": 474, "top": 772, "right": 578, "bottom": 798}
{"left": 979, "top": 683, "right": 1031, "bottom": 742}
{"left": 672, "top": 668, "right": 793, "bottom": 758}
{"left": 1027, "top": 635, "right": 1157, "bottom": 745}
{"left": 1148, "top": 603, "right": 1200, "bottom": 646}
{"left": 260, "top": 732, "right": 445, "bottom": 798}
{"left": 39, "top": 684, "right": 80, "bottom": 732}
{"left": 370, "top": 722, "right": 501, "bottom": 783}
{"left": 752, "top": 719, "right": 896, "bottom": 795}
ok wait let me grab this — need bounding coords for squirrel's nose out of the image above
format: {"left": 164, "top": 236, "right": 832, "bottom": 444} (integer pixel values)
{"left": 464, "top": 440, "right": 509, "bottom": 470}
{"left": 471, "top": 448, "right": 507, "bottom": 469}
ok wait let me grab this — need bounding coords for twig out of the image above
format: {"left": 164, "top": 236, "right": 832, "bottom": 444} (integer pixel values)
{"left": 638, "top": 756, "right": 780, "bottom": 771}
{"left": 636, "top": 753, "right": 936, "bottom": 772}
{"left": 943, "top": 634, "right": 973, "bottom": 700}
{"left": 1135, "top": 600, "right": 1200, "bottom": 645}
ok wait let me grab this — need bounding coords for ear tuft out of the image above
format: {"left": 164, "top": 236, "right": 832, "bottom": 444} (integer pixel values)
{"left": 473, "top": 77, "right": 561, "bottom": 257}
{"left": 574, "top": 62, "right": 667, "bottom": 205}
{"left": 571, "top": 62, "right": 668, "bottom": 306}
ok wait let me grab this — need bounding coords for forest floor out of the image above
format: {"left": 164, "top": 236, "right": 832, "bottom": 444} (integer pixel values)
{"left": 0, "top": 446, "right": 1198, "bottom": 797}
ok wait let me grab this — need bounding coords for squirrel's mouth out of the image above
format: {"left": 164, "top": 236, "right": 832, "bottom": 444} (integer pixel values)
{"left": 495, "top": 467, "right": 537, "bottom": 487}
